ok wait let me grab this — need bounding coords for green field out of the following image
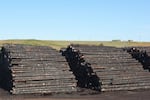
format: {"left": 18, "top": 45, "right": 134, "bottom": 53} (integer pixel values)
{"left": 0, "top": 39, "right": 150, "bottom": 50}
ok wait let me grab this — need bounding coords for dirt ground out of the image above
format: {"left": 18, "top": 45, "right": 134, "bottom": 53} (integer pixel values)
{"left": 0, "top": 88, "right": 150, "bottom": 100}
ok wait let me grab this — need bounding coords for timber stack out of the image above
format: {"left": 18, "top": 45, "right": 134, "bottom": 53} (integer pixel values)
{"left": 62, "top": 44, "right": 150, "bottom": 92}
{"left": 124, "top": 47, "right": 150, "bottom": 71}
{"left": 0, "top": 44, "right": 77, "bottom": 94}
{"left": 137, "top": 47, "right": 150, "bottom": 56}
{"left": 60, "top": 46, "right": 101, "bottom": 91}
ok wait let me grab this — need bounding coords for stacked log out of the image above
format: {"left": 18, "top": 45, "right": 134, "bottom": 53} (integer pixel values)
{"left": 60, "top": 46, "right": 101, "bottom": 91}
{"left": 67, "top": 44, "right": 150, "bottom": 91}
{"left": 0, "top": 44, "right": 77, "bottom": 94}
{"left": 136, "top": 47, "right": 150, "bottom": 56}
{"left": 124, "top": 47, "right": 150, "bottom": 71}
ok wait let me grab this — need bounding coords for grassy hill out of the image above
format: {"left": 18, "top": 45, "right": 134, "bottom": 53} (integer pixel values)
{"left": 0, "top": 39, "right": 150, "bottom": 50}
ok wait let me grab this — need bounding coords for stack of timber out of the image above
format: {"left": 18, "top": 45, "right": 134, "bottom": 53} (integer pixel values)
{"left": 124, "top": 47, "right": 150, "bottom": 71}
{"left": 60, "top": 46, "right": 101, "bottom": 91}
{"left": 68, "top": 44, "right": 150, "bottom": 91}
{"left": 136, "top": 47, "right": 150, "bottom": 56}
{"left": 0, "top": 44, "right": 77, "bottom": 94}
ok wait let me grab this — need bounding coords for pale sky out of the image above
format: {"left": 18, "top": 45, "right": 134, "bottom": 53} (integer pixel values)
{"left": 0, "top": 0, "right": 150, "bottom": 41}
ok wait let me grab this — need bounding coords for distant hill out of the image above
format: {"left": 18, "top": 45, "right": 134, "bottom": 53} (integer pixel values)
{"left": 0, "top": 39, "right": 150, "bottom": 50}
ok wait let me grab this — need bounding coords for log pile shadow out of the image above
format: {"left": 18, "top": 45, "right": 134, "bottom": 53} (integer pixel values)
{"left": 0, "top": 47, "right": 13, "bottom": 91}
{"left": 124, "top": 47, "right": 150, "bottom": 71}
{"left": 60, "top": 45, "right": 101, "bottom": 91}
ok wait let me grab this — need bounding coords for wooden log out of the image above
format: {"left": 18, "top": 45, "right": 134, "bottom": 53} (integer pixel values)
{"left": 11, "top": 86, "right": 77, "bottom": 94}
{"left": 96, "top": 71, "right": 150, "bottom": 77}
{"left": 11, "top": 68, "right": 72, "bottom": 72}
{"left": 13, "top": 74, "right": 75, "bottom": 82}
{"left": 13, "top": 79, "right": 77, "bottom": 86}
{"left": 13, "top": 82, "right": 76, "bottom": 88}
{"left": 101, "top": 82, "right": 150, "bottom": 91}
{"left": 12, "top": 71, "right": 74, "bottom": 77}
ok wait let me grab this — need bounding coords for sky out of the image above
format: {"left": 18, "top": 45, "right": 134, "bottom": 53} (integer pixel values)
{"left": 0, "top": 0, "right": 150, "bottom": 41}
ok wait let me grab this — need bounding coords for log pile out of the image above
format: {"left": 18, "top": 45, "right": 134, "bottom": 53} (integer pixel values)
{"left": 124, "top": 47, "right": 150, "bottom": 71}
{"left": 136, "top": 47, "right": 150, "bottom": 56}
{"left": 64, "top": 44, "right": 150, "bottom": 92}
{"left": 60, "top": 46, "right": 101, "bottom": 91}
{"left": 0, "top": 44, "right": 77, "bottom": 94}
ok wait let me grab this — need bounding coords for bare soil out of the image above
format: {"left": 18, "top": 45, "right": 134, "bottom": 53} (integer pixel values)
{"left": 0, "top": 88, "right": 150, "bottom": 100}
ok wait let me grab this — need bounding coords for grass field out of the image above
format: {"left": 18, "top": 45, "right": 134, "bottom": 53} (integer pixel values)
{"left": 0, "top": 39, "right": 150, "bottom": 50}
